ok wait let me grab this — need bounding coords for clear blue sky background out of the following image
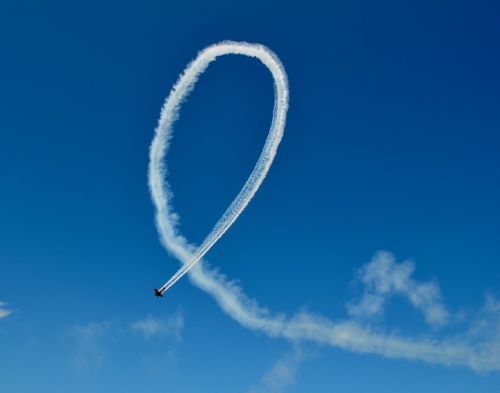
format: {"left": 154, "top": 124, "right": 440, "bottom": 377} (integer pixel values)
{"left": 0, "top": 0, "right": 499, "bottom": 392}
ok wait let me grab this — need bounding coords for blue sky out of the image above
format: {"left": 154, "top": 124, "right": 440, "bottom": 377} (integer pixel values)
{"left": 0, "top": 0, "right": 499, "bottom": 392}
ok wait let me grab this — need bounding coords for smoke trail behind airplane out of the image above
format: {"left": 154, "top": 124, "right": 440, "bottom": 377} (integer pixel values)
{"left": 150, "top": 41, "right": 288, "bottom": 294}
{"left": 148, "top": 41, "right": 500, "bottom": 373}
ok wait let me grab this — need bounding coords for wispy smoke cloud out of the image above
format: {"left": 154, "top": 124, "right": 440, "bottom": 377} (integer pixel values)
{"left": 347, "top": 251, "right": 449, "bottom": 327}
{"left": 149, "top": 41, "right": 500, "bottom": 373}
{"left": 69, "top": 321, "right": 111, "bottom": 370}
{"left": 248, "top": 346, "right": 308, "bottom": 393}
{"left": 130, "top": 312, "right": 184, "bottom": 341}
{"left": 0, "top": 301, "right": 11, "bottom": 318}
{"left": 69, "top": 312, "right": 185, "bottom": 370}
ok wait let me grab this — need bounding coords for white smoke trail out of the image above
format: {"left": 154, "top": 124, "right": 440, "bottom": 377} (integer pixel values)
{"left": 150, "top": 41, "right": 288, "bottom": 293}
{"left": 148, "top": 41, "right": 500, "bottom": 373}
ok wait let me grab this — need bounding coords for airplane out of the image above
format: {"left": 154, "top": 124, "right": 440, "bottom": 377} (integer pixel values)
{"left": 154, "top": 288, "right": 164, "bottom": 298}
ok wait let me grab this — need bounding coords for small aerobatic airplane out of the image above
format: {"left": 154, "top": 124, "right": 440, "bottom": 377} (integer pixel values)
{"left": 154, "top": 288, "right": 164, "bottom": 298}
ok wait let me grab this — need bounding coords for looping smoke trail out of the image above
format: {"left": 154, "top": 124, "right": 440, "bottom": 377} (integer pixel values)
{"left": 150, "top": 41, "right": 288, "bottom": 293}
{"left": 149, "top": 41, "right": 500, "bottom": 373}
